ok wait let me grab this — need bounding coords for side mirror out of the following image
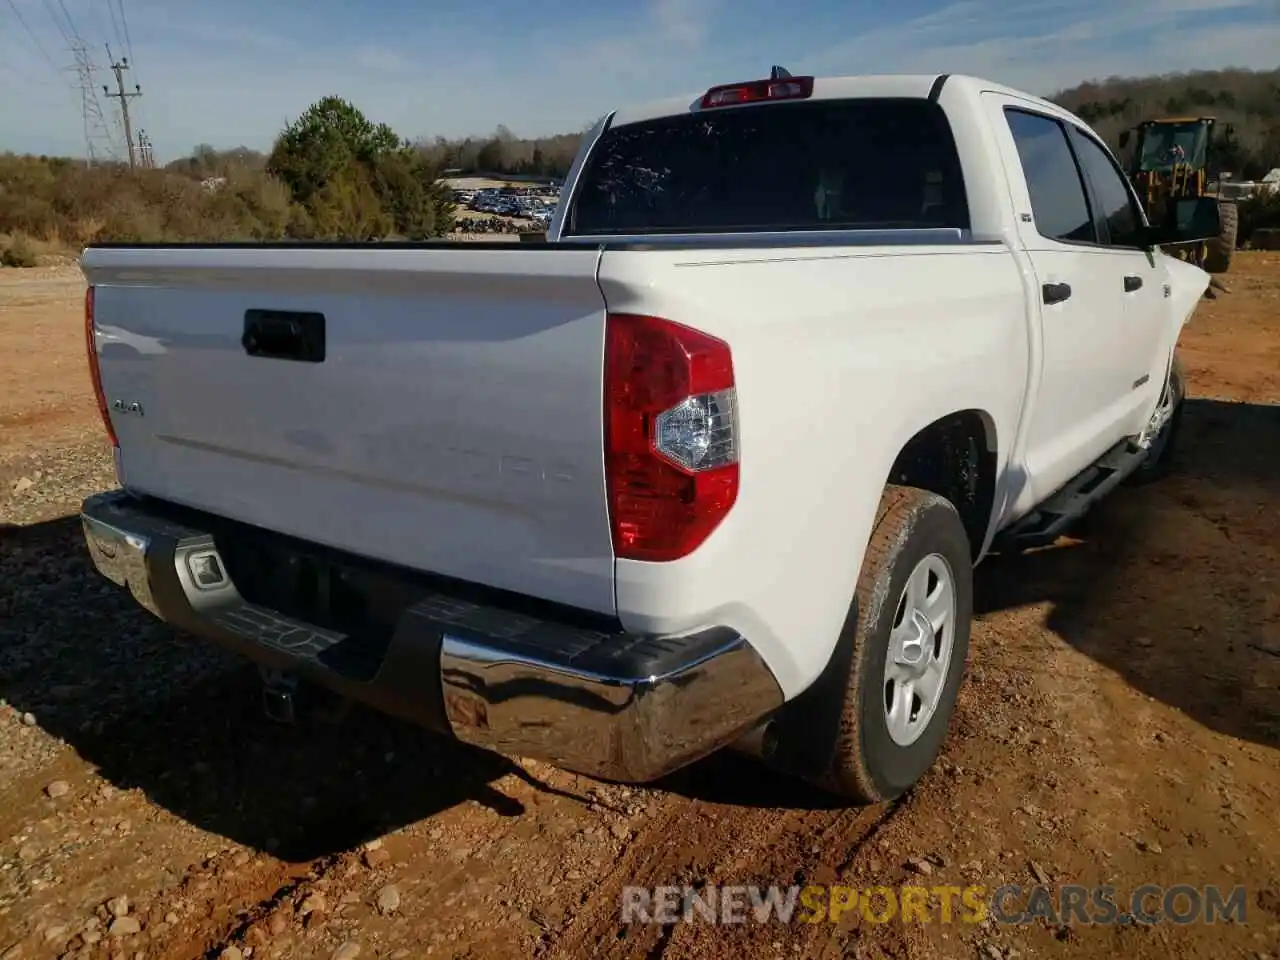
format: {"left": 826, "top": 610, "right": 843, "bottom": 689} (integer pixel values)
{"left": 1118, "top": 130, "right": 1131, "bottom": 150}
{"left": 1145, "top": 196, "right": 1221, "bottom": 247}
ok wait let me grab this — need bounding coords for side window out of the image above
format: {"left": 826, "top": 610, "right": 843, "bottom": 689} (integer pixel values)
{"left": 1068, "top": 128, "right": 1147, "bottom": 247}
{"left": 1003, "top": 108, "right": 1096, "bottom": 244}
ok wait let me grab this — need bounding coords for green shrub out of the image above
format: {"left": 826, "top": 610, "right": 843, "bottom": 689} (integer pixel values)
{"left": 0, "top": 95, "right": 455, "bottom": 247}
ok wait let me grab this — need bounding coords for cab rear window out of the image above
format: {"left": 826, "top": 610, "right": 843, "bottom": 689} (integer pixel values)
{"left": 566, "top": 98, "right": 970, "bottom": 236}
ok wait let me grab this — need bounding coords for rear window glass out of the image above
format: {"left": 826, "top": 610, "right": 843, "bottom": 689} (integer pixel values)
{"left": 566, "top": 98, "right": 970, "bottom": 236}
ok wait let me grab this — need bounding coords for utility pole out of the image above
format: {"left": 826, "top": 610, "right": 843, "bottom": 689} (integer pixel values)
{"left": 103, "top": 44, "right": 141, "bottom": 169}
{"left": 137, "top": 130, "right": 155, "bottom": 168}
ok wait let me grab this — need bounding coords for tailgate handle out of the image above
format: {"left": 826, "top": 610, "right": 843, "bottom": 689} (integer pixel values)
{"left": 242, "top": 310, "right": 326, "bottom": 363}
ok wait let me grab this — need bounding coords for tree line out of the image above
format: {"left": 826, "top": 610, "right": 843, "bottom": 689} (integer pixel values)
{"left": 174, "top": 68, "right": 1280, "bottom": 184}
{"left": 170, "top": 122, "right": 588, "bottom": 183}
{"left": 1050, "top": 67, "right": 1280, "bottom": 179}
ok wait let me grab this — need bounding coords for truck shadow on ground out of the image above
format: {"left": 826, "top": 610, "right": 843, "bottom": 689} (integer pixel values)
{"left": 975, "top": 397, "right": 1280, "bottom": 751}
{"left": 0, "top": 516, "right": 598, "bottom": 861}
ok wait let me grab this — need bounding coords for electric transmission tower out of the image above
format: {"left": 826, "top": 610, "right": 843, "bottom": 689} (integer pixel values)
{"left": 70, "top": 39, "right": 115, "bottom": 165}
{"left": 103, "top": 44, "right": 142, "bottom": 169}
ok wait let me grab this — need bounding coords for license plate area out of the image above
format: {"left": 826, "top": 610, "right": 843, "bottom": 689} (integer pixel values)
{"left": 214, "top": 531, "right": 424, "bottom": 680}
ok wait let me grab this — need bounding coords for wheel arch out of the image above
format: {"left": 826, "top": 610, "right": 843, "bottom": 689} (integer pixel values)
{"left": 885, "top": 409, "right": 999, "bottom": 560}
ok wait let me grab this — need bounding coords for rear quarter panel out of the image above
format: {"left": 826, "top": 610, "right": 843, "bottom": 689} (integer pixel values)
{"left": 599, "top": 244, "right": 1029, "bottom": 698}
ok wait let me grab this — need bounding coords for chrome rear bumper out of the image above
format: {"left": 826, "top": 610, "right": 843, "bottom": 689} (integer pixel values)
{"left": 81, "top": 491, "right": 783, "bottom": 782}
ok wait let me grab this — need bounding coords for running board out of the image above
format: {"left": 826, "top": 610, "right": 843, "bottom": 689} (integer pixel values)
{"left": 994, "top": 437, "right": 1149, "bottom": 552}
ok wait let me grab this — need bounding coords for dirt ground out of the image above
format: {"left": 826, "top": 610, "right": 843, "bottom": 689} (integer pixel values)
{"left": 1, "top": 254, "right": 1278, "bottom": 960}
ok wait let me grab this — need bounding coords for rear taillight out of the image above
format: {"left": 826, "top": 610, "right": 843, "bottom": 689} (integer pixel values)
{"left": 84, "top": 285, "right": 117, "bottom": 448}
{"left": 604, "top": 313, "right": 739, "bottom": 562}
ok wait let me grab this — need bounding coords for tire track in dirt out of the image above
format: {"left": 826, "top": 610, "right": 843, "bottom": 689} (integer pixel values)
{"left": 184, "top": 854, "right": 348, "bottom": 960}
{"left": 543, "top": 759, "right": 913, "bottom": 960}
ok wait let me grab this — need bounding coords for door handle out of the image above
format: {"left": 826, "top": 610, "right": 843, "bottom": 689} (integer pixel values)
{"left": 1124, "top": 275, "right": 1143, "bottom": 292}
{"left": 1042, "top": 282, "right": 1072, "bottom": 305}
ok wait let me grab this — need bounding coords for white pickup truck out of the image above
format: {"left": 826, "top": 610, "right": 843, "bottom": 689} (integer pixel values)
{"left": 79, "top": 71, "right": 1217, "bottom": 804}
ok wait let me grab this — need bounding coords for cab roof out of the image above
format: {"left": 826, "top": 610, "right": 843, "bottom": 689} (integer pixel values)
{"left": 607, "top": 73, "right": 1077, "bottom": 129}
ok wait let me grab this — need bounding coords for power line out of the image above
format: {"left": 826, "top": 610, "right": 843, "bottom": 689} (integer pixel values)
{"left": 3, "top": 0, "right": 62, "bottom": 76}
{"left": 116, "top": 0, "right": 134, "bottom": 62}
{"left": 54, "top": 0, "right": 81, "bottom": 40}
{"left": 107, "top": 0, "right": 143, "bottom": 148}
{"left": 39, "top": 0, "right": 72, "bottom": 44}
{"left": 7, "top": 0, "right": 149, "bottom": 166}
{"left": 101, "top": 0, "right": 122, "bottom": 47}
{"left": 96, "top": 0, "right": 142, "bottom": 138}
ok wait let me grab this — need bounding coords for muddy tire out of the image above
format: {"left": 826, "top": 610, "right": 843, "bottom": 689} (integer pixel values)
{"left": 1205, "top": 200, "right": 1238, "bottom": 274}
{"left": 1127, "top": 355, "right": 1186, "bottom": 485}
{"left": 810, "top": 486, "right": 972, "bottom": 804}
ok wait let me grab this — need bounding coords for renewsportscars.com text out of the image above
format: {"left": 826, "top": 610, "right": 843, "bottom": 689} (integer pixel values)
{"left": 620, "top": 883, "right": 1248, "bottom": 926}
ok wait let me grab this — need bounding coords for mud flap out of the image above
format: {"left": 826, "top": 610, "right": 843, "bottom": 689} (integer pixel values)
{"left": 753, "top": 597, "right": 860, "bottom": 779}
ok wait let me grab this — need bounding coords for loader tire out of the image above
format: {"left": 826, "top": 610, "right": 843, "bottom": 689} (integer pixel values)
{"left": 1205, "top": 200, "right": 1238, "bottom": 274}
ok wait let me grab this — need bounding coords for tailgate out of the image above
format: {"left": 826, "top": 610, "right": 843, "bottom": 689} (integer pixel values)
{"left": 82, "top": 245, "right": 615, "bottom": 614}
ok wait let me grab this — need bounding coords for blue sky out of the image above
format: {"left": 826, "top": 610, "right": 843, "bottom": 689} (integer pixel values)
{"left": 3, "top": 0, "right": 1278, "bottom": 162}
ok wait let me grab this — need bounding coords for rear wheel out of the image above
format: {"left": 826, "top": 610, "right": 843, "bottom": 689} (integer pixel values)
{"left": 811, "top": 486, "right": 972, "bottom": 804}
{"left": 1205, "top": 200, "right": 1238, "bottom": 274}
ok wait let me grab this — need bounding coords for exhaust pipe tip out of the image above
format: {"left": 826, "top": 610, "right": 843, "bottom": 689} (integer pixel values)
{"left": 260, "top": 667, "right": 299, "bottom": 725}
{"left": 730, "top": 719, "right": 778, "bottom": 761}
{"left": 262, "top": 685, "right": 296, "bottom": 724}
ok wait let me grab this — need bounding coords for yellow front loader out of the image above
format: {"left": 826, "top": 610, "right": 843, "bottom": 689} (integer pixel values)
{"left": 1119, "top": 116, "right": 1238, "bottom": 275}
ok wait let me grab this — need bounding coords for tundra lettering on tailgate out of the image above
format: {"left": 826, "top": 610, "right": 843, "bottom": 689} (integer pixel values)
{"left": 354, "top": 430, "right": 581, "bottom": 503}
